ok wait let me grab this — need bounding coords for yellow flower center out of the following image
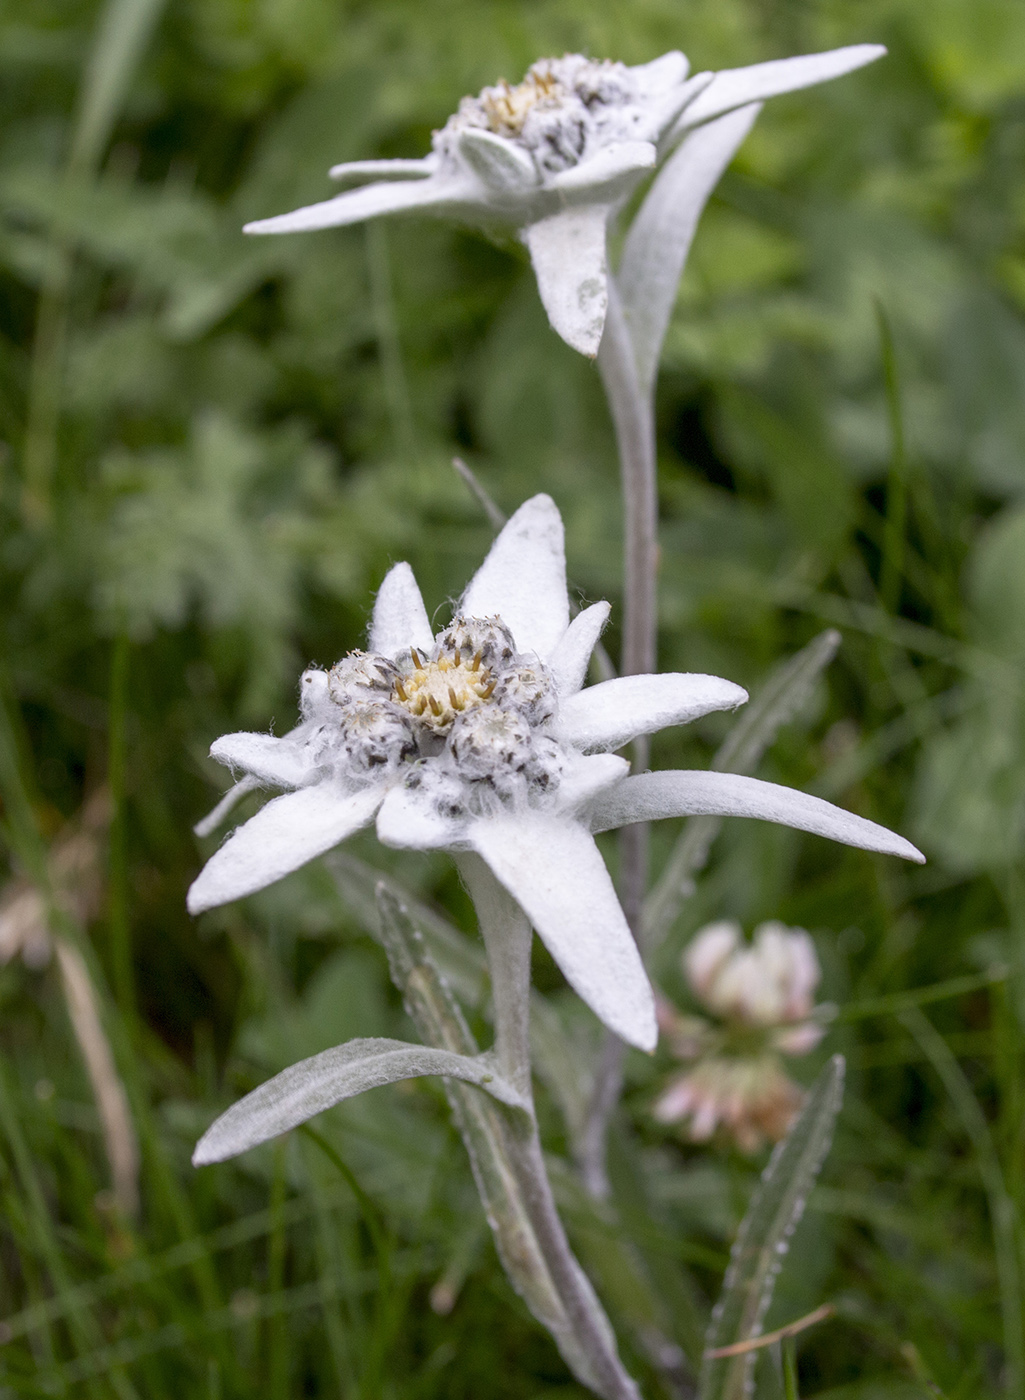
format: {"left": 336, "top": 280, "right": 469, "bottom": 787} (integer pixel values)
{"left": 482, "top": 68, "right": 562, "bottom": 136}
{"left": 393, "top": 649, "right": 496, "bottom": 732}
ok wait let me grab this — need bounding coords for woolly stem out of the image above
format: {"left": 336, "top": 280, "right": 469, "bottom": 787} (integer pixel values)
{"left": 458, "top": 855, "right": 642, "bottom": 1400}
{"left": 581, "top": 273, "right": 659, "bottom": 1198}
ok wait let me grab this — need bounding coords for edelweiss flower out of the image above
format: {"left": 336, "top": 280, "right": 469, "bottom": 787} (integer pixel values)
{"left": 653, "top": 919, "right": 829, "bottom": 1150}
{"left": 188, "top": 496, "right": 921, "bottom": 1052}
{"left": 243, "top": 45, "right": 884, "bottom": 355}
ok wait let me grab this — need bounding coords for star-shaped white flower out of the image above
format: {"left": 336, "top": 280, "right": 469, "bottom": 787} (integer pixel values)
{"left": 188, "top": 495, "right": 921, "bottom": 1052}
{"left": 242, "top": 46, "right": 884, "bottom": 355}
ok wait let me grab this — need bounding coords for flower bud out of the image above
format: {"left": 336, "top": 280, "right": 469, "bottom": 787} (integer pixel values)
{"left": 339, "top": 702, "right": 417, "bottom": 772}
{"left": 328, "top": 651, "right": 399, "bottom": 706}
{"left": 433, "top": 616, "right": 516, "bottom": 672}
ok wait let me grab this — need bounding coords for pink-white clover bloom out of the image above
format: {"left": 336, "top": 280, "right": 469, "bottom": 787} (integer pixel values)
{"left": 655, "top": 919, "right": 834, "bottom": 1149}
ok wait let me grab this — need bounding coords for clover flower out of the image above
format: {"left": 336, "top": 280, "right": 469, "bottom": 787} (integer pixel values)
{"left": 189, "top": 495, "right": 920, "bottom": 1053}
{"left": 243, "top": 45, "right": 884, "bottom": 355}
{"left": 653, "top": 920, "right": 829, "bottom": 1151}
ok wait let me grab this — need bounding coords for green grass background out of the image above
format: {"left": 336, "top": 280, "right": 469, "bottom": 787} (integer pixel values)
{"left": 1, "top": 0, "right": 1024, "bottom": 1394}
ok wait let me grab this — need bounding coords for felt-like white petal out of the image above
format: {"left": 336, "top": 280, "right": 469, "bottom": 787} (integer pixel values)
{"left": 458, "top": 494, "right": 570, "bottom": 659}
{"left": 210, "top": 731, "right": 322, "bottom": 789}
{"left": 329, "top": 157, "right": 436, "bottom": 184}
{"left": 375, "top": 782, "right": 467, "bottom": 851}
{"left": 587, "top": 770, "right": 925, "bottom": 863}
{"left": 556, "top": 753, "right": 631, "bottom": 813}
{"left": 548, "top": 601, "right": 611, "bottom": 696}
{"left": 636, "top": 71, "right": 716, "bottom": 143}
{"left": 676, "top": 45, "right": 886, "bottom": 133}
{"left": 619, "top": 103, "right": 761, "bottom": 393}
{"left": 243, "top": 175, "right": 471, "bottom": 235}
{"left": 457, "top": 129, "right": 539, "bottom": 193}
{"left": 550, "top": 141, "right": 656, "bottom": 196}
{"left": 470, "top": 814, "right": 657, "bottom": 1050}
{"left": 629, "top": 50, "right": 690, "bottom": 93}
{"left": 369, "top": 561, "right": 434, "bottom": 658}
{"left": 560, "top": 673, "right": 747, "bottom": 753}
{"left": 187, "top": 782, "right": 384, "bottom": 914}
{"left": 522, "top": 205, "right": 610, "bottom": 357}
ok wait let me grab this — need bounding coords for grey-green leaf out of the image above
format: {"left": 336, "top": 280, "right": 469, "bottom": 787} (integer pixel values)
{"left": 193, "top": 1038, "right": 526, "bottom": 1165}
{"left": 617, "top": 103, "right": 761, "bottom": 395}
{"left": 699, "top": 1055, "right": 845, "bottom": 1400}
{"left": 644, "top": 629, "right": 841, "bottom": 947}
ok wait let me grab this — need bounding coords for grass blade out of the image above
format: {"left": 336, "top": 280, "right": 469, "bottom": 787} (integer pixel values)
{"left": 900, "top": 1007, "right": 1024, "bottom": 1395}
{"left": 69, "top": 0, "right": 168, "bottom": 175}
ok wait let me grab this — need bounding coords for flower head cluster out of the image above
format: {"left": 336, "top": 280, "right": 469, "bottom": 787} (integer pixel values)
{"left": 189, "top": 496, "right": 920, "bottom": 1054}
{"left": 243, "top": 45, "right": 884, "bottom": 355}
{"left": 653, "top": 920, "right": 828, "bottom": 1151}
{"left": 309, "top": 616, "right": 563, "bottom": 812}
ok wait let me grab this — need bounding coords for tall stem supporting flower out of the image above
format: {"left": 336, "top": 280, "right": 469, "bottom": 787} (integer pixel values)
{"left": 458, "top": 856, "right": 642, "bottom": 1400}
{"left": 584, "top": 275, "right": 659, "bottom": 1197}
{"left": 597, "top": 278, "right": 658, "bottom": 685}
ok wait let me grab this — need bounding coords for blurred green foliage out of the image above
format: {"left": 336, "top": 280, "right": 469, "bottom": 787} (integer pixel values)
{"left": 1, "top": 0, "right": 1024, "bottom": 1395}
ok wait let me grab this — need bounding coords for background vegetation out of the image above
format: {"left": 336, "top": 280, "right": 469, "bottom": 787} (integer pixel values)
{"left": 1, "top": 0, "right": 1024, "bottom": 1394}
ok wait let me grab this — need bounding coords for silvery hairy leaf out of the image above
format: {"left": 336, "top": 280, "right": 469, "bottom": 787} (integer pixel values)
{"left": 644, "top": 630, "right": 842, "bottom": 945}
{"left": 617, "top": 103, "right": 762, "bottom": 395}
{"left": 374, "top": 885, "right": 627, "bottom": 1397}
{"left": 193, "top": 1037, "right": 526, "bottom": 1165}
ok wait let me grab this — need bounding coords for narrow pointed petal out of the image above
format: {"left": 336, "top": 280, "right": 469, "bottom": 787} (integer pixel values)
{"left": 560, "top": 673, "right": 747, "bottom": 753}
{"left": 375, "top": 782, "right": 468, "bottom": 851}
{"left": 676, "top": 45, "right": 886, "bottom": 132}
{"left": 548, "top": 601, "right": 611, "bottom": 696}
{"left": 243, "top": 176, "right": 469, "bottom": 235}
{"left": 523, "top": 205, "right": 610, "bottom": 357}
{"left": 329, "top": 157, "right": 436, "bottom": 183}
{"left": 636, "top": 71, "right": 716, "bottom": 142}
{"left": 193, "top": 1040, "right": 525, "bottom": 1165}
{"left": 619, "top": 103, "right": 761, "bottom": 393}
{"left": 458, "top": 129, "right": 539, "bottom": 192}
{"left": 187, "top": 782, "right": 384, "bottom": 914}
{"left": 193, "top": 775, "right": 262, "bottom": 838}
{"left": 471, "top": 815, "right": 656, "bottom": 1050}
{"left": 550, "top": 141, "right": 655, "bottom": 196}
{"left": 459, "top": 494, "right": 569, "bottom": 658}
{"left": 556, "top": 753, "right": 631, "bottom": 813}
{"left": 209, "top": 731, "right": 322, "bottom": 789}
{"left": 369, "top": 561, "right": 434, "bottom": 658}
{"left": 629, "top": 50, "right": 690, "bottom": 92}
{"left": 587, "top": 770, "right": 925, "bottom": 862}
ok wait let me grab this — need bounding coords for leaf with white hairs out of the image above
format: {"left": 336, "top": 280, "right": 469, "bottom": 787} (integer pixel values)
{"left": 193, "top": 1038, "right": 526, "bottom": 1165}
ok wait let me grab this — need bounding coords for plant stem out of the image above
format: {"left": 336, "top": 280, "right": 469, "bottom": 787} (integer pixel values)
{"left": 597, "top": 277, "right": 658, "bottom": 682}
{"left": 581, "top": 274, "right": 660, "bottom": 1197}
{"left": 457, "top": 856, "right": 642, "bottom": 1400}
